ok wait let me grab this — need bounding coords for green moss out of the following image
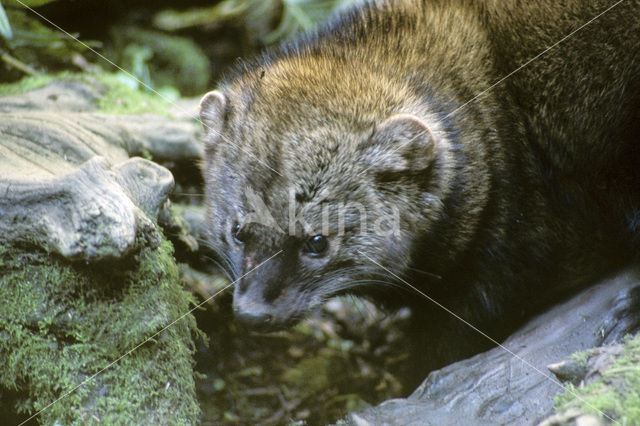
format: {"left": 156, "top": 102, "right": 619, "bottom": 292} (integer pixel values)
{"left": 554, "top": 334, "right": 640, "bottom": 425}
{"left": 96, "top": 73, "right": 173, "bottom": 116}
{"left": 152, "top": 0, "right": 360, "bottom": 44}
{"left": 569, "top": 348, "right": 596, "bottom": 367}
{"left": 0, "top": 71, "right": 173, "bottom": 115}
{"left": 0, "top": 72, "right": 59, "bottom": 95}
{"left": 0, "top": 239, "right": 201, "bottom": 424}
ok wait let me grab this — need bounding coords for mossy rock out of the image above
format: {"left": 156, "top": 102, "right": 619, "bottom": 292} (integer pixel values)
{"left": 550, "top": 334, "right": 640, "bottom": 425}
{"left": 0, "top": 71, "right": 175, "bottom": 116}
{"left": 0, "top": 238, "right": 201, "bottom": 424}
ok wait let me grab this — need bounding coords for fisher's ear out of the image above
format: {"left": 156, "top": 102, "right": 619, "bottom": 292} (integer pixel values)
{"left": 199, "top": 90, "right": 227, "bottom": 148}
{"left": 364, "top": 113, "right": 438, "bottom": 174}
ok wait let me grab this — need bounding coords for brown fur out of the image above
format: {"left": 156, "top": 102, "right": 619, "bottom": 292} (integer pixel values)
{"left": 200, "top": 0, "right": 640, "bottom": 379}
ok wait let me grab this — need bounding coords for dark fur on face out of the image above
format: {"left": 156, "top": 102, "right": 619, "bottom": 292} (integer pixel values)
{"left": 200, "top": 0, "right": 640, "bottom": 370}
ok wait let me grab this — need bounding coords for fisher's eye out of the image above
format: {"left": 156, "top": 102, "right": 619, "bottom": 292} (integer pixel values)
{"left": 302, "top": 235, "right": 328, "bottom": 256}
{"left": 231, "top": 222, "right": 244, "bottom": 244}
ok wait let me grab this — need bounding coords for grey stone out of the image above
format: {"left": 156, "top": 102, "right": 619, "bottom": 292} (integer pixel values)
{"left": 0, "top": 80, "right": 203, "bottom": 162}
{"left": 0, "top": 107, "right": 199, "bottom": 261}
{"left": 0, "top": 156, "right": 140, "bottom": 260}
{"left": 0, "top": 80, "right": 102, "bottom": 113}
{"left": 114, "top": 157, "right": 174, "bottom": 219}
{"left": 345, "top": 269, "right": 640, "bottom": 425}
{"left": 77, "top": 113, "right": 203, "bottom": 161}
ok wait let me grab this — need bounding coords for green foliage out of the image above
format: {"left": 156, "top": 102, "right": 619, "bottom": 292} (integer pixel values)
{"left": 554, "top": 334, "right": 640, "bottom": 425}
{"left": 0, "top": 5, "right": 99, "bottom": 80}
{"left": 153, "top": 0, "right": 361, "bottom": 44}
{"left": 0, "top": 239, "right": 201, "bottom": 424}
{"left": 0, "top": 1, "right": 13, "bottom": 40}
{"left": 1, "top": 0, "right": 360, "bottom": 94}
{"left": 5, "top": 0, "right": 60, "bottom": 6}
{"left": 120, "top": 44, "right": 153, "bottom": 92}
{"left": 263, "top": 0, "right": 359, "bottom": 44}
{"left": 109, "top": 26, "right": 211, "bottom": 97}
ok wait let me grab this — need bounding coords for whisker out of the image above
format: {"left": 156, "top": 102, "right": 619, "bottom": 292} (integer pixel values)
{"left": 171, "top": 192, "right": 205, "bottom": 197}
{"left": 406, "top": 266, "right": 442, "bottom": 280}
{"left": 196, "top": 236, "right": 246, "bottom": 280}
{"left": 201, "top": 255, "right": 233, "bottom": 282}
{"left": 194, "top": 237, "right": 212, "bottom": 246}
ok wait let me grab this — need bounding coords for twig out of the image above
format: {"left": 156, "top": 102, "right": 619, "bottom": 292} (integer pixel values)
{"left": 1, "top": 51, "right": 40, "bottom": 76}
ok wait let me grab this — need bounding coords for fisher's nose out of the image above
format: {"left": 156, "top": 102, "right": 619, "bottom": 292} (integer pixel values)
{"left": 234, "top": 307, "right": 275, "bottom": 331}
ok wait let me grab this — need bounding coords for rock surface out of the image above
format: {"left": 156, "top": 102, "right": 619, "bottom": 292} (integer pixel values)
{"left": 0, "top": 79, "right": 102, "bottom": 113}
{"left": 539, "top": 332, "right": 640, "bottom": 425}
{"left": 345, "top": 269, "right": 640, "bottom": 425}
{"left": 1, "top": 156, "right": 146, "bottom": 260}
{"left": 0, "top": 76, "right": 205, "bottom": 424}
{"left": 0, "top": 81, "right": 202, "bottom": 260}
